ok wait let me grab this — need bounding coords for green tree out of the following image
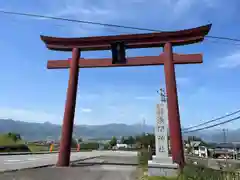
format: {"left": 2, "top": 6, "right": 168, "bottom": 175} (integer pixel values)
{"left": 80, "top": 142, "right": 99, "bottom": 150}
{"left": 109, "top": 136, "right": 117, "bottom": 147}
{"left": 121, "top": 136, "right": 125, "bottom": 144}
{"left": 127, "top": 136, "right": 135, "bottom": 147}
{"left": 135, "top": 133, "right": 155, "bottom": 149}
{"left": 135, "top": 135, "right": 143, "bottom": 148}
{"left": 71, "top": 138, "right": 78, "bottom": 148}
{"left": 78, "top": 137, "right": 83, "bottom": 143}
{"left": 8, "top": 132, "right": 21, "bottom": 142}
{"left": 8, "top": 132, "right": 12, "bottom": 137}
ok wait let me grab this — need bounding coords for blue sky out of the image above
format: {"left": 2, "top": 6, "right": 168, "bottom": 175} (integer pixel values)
{"left": 0, "top": 0, "right": 240, "bottom": 129}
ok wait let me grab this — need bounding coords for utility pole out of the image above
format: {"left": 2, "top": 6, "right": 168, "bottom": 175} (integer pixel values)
{"left": 223, "top": 128, "right": 228, "bottom": 143}
{"left": 222, "top": 128, "right": 229, "bottom": 160}
{"left": 142, "top": 118, "right": 146, "bottom": 135}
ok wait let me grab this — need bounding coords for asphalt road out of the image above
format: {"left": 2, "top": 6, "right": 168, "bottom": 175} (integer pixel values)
{"left": 0, "top": 151, "right": 100, "bottom": 172}
{"left": 0, "top": 153, "right": 138, "bottom": 180}
{"left": 0, "top": 151, "right": 138, "bottom": 172}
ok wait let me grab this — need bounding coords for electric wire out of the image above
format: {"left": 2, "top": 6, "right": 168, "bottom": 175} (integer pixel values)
{"left": 182, "top": 115, "right": 240, "bottom": 133}
{"left": 1, "top": 10, "right": 240, "bottom": 43}
{"left": 182, "top": 109, "right": 240, "bottom": 131}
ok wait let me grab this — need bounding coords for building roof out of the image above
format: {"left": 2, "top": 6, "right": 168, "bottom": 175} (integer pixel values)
{"left": 190, "top": 141, "right": 201, "bottom": 147}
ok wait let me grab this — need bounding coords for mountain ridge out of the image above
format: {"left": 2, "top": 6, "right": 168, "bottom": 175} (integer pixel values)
{"left": 0, "top": 119, "right": 154, "bottom": 141}
{"left": 0, "top": 119, "right": 239, "bottom": 142}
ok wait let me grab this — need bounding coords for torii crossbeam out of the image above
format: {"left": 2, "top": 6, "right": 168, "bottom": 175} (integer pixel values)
{"left": 40, "top": 24, "right": 211, "bottom": 168}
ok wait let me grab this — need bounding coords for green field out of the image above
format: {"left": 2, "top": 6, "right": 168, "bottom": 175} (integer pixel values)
{"left": 0, "top": 134, "right": 25, "bottom": 146}
{"left": 0, "top": 134, "right": 49, "bottom": 152}
{"left": 27, "top": 143, "right": 50, "bottom": 152}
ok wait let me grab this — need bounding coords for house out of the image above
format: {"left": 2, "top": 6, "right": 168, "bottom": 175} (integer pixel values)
{"left": 186, "top": 140, "right": 208, "bottom": 158}
{"left": 212, "top": 143, "right": 240, "bottom": 159}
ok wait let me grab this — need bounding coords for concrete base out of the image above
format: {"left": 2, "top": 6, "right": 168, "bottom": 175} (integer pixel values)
{"left": 152, "top": 156, "right": 174, "bottom": 164}
{"left": 148, "top": 157, "right": 179, "bottom": 177}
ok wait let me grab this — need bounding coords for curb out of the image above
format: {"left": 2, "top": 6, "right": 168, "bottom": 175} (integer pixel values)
{"left": 72, "top": 161, "right": 139, "bottom": 166}
{"left": 0, "top": 152, "right": 58, "bottom": 156}
{"left": 0, "top": 150, "right": 79, "bottom": 156}
{"left": 0, "top": 156, "right": 100, "bottom": 173}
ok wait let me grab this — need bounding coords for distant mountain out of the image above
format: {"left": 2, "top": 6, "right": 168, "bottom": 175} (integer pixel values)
{"left": 182, "top": 129, "right": 240, "bottom": 143}
{"left": 0, "top": 119, "right": 154, "bottom": 141}
{"left": 0, "top": 119, "right": 239, "bottom": 143}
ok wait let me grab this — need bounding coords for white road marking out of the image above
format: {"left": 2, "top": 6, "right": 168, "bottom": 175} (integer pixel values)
{"left": 27, "top": 158, "right": 39, "bottom": 161}
{"left": 3, "top": 161, "right": 29, "bottom": 165}
{"left": 3, "top": 159, "right": 29, "bottom": 165}
{"left": 4, "top": 159, "right": 21, "bottom": 162}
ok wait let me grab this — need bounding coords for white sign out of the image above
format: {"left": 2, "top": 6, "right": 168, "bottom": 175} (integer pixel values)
{"left": 155, "top": 103, "right": 169, "bottom": 158}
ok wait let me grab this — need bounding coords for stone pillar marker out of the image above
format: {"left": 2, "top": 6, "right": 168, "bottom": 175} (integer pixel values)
{"left": 148, "top": 89, "right": 178, "bottom": 177}
{"left": 154, "top": 103, "right": 169, "bottom": 160}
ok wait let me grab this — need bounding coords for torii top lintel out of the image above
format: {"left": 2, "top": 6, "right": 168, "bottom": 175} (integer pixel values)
{"left": 40, "top": 24, "right": 212, "bottom": 52}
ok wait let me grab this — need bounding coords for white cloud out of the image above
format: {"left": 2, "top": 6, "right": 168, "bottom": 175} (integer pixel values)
{"left": 176, "top": 77, "right": 190, "bottom": 85}
{"left": 107, "top": 105, "right": 117, "bottom": 110}
{"left": 80, "top": 108, "right": 92, "bottom": 113}
{"left": 0, "top": 107, "right": 62, "bottom": 124}
{"left": 188, "top": 86, "right": 208, "bottom": 99}
{"left": 78, "top": 93, "right": 100, "bottom": 101}
{"left": 135, "top": 96, "right": 155, "bottom": 100}
{"left": 0, "top": 106, "right": 91, "bottom": 125}
{"left": 173, "top": 0, "right": 196, "bottom": 18}
{"left": 218, "top": 51, "right": 240, "bottom": 69}
{"left": 31, "top": 0, "right": 235, "bottom": 36}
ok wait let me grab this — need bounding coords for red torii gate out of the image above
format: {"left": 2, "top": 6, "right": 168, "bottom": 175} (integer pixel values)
{"left": 40, "top": 24, "right": 211, "bottom": 167}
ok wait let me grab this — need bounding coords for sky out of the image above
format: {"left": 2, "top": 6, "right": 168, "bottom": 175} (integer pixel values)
{"left": 0, "top": 0, "right": 240, "bottom": 129}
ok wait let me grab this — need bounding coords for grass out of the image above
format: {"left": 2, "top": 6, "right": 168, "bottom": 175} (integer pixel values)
{"left": 0, "top": 134, "right": 49, "bottom": 152}
{"left": 138, "top": 148, "right": 150, "bottom": 167}
{"left": 143, "top": 176, "right": 181, "bottom": 180}
{"left": 137, "top": 149, "right": 240, "bottom": 180}
{"left": 0, "top": 134, "right": 25, "bottom": 146}
{"left": 137, "top": 148, "right": 240, "bottom": 180}
{"left": 27, "top": 143, "right": 49, "bottom": 152}
{"left": 0, "top": 134, "right": 88, "bottom": 152}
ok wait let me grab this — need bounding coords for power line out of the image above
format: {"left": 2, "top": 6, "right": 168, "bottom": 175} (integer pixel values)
{"left": 182, "top": 109, "right": 240, "bottom": 131}
{"left": 206, "top": 35, "right": 240, "bottom": 43}
{"left": 205, "top": 39, "right": 240, "bottom": 46}
{"left": 0, "top": 10, "right": 161, "bottom": 32}
{"left": 1, "top": 10, "right": 240, "bottom": 43}
{"left": 182, "top": 115, "right": 240, "bottom": 134}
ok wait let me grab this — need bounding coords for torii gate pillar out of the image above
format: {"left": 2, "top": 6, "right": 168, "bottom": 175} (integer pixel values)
{"left": 164, "top": 42, "right": 184, "bottom": 166}
{"left": 57, "top": 48, "right": 80, "bottom": 166}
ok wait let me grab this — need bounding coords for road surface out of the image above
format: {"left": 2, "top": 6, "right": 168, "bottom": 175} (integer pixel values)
{"left": 0, "top": 151, "right": 100, "bottom": 172}
{"left": 0, "top": 153, "right": 139, "bottom": 180}
{"left": 0, "top": 151, "right": 138, "bottom": 172}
